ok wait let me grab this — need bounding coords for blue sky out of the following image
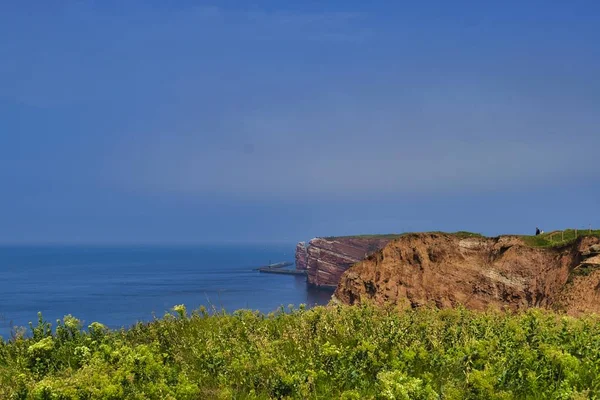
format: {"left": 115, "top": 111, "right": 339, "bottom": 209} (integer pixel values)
{"left": 1, "top": 1, "right": 599, "bottom": 244}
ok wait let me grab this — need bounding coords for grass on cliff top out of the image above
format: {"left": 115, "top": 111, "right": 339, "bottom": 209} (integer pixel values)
{"left": 432, "top": 231, "right": 484, "bottom": 239}
{"left": 322, "top": 233, "right": 407, "bottom": 240}
{"left": 2, "top": 304, "right": 600, "bottom": 399}
{"left": 520, "top": 229, "right": 600, "bottom": 248}
{"left": 323, "top": 230, "right": 599, "bottom": 249}
{"left": 322, "top": 231, "right": 483, "bottom": 241}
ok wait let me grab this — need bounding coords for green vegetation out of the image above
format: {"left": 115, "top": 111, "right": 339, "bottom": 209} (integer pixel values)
{"left": 325, "top": 229, "right": 600, "bottom": 247}
{"left": 425, "top": 231, "right": 484, "bottom": 239}
{"left": 323, "top": 232, "right": 484, "bottom": 241}
{"left": 450, "top": 231, "right": 484, "bottom": 239}
{"left": 520, "top": 229, "right": 600, "bottom": 248}
{"left": 323, "top": 233, "right": 406, "bottom": 240}
{"left": 570, "top": 265, "right": 597, "bottom": 278}
{"left": 2, "top": 304, "right": 600, "bottom": 399}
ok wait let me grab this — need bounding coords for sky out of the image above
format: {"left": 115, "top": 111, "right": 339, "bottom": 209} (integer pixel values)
{"left": 1, "top": 0, "right": 599, "bottom": 244}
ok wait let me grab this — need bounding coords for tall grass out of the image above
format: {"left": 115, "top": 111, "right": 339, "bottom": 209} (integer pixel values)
{"left": 1, "top": 304, "right": 599, "bottom": 399}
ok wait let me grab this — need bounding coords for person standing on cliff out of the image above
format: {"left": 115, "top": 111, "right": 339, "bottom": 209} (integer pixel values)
{"left": 535, "top": 227, "right": 541, "bottom": 236}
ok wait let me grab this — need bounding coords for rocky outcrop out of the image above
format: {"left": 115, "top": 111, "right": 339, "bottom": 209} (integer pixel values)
{"left": 298, "top": 236, "right": 399, "bottom": 287}
{"left": 334, "top": 233, "right": 600, "bottom": 315}
{"left": 295, "top": 242, "right": 308, "bottom": 270}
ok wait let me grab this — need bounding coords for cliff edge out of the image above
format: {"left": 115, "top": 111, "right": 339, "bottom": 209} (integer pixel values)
{"left": 334, "top": 232, "right": 600, "bottom": 315}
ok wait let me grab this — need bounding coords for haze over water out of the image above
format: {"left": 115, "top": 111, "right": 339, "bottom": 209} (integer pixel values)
{"left": 0, "top": 244, "right": 332, "bottom": 338}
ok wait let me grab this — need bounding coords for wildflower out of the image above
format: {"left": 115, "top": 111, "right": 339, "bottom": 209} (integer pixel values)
{"left": 172, "top": 304, "right": 187, "bottom": 319}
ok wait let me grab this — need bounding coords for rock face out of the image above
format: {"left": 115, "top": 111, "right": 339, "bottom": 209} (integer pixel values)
{"left": 298, "top": 236, "right": 397, "bottom": 287}
{"left": 295, "top": 242, "right": 308, "bottom": 270}
{"left": 334, "top": 233, "right": 600, "bottom": 315}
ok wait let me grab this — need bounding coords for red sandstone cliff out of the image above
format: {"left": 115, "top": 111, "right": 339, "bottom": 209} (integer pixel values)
{"left": 334, "top": 233, "right": 600, "bottom": 315}
{"left": 295, "top": 242, "right": 308, "bottom": 270}
{"left": 298, "top": 236, "right": 399, "bottom": 287}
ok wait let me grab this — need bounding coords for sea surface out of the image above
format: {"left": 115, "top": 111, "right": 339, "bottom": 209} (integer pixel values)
{"left": 0, "top": 244, "right": 333, "bottom": 338}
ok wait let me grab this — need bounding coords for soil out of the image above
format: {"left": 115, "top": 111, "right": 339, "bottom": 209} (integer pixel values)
{"left": 334, "top": 233, "right": 600, "bottom": 315}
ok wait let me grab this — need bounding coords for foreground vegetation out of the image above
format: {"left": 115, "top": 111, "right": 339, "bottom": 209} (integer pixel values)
{"left": 1, "top": 304, "right": 600, "bottom": 399}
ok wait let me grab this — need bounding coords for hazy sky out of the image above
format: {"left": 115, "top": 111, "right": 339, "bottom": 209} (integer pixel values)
{"left": 1, "top": 1, "right": 599, "bottom": 244}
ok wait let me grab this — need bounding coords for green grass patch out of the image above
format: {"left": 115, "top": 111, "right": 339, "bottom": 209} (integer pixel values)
{"left": 322, "top": 233, "right": 407, "bottom": 240}
{"left": 571, "top": 265, "right": 598, "bottom": 278}
{"left": 323, "top": 232, "right": 484, "bottom": 241}
{"left": 440, "top": 231, "right": 484, "bottom": 239}
{"left": 520, "top": 229, "right": 600, "bottom": 248}
{"left": 2, "top": 304, "right": 600, "bottom": 399}
{"left": 452, "top": 231, "right": 484, "bottom": 238}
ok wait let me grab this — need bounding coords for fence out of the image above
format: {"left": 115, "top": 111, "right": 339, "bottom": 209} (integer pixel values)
{"left": 546, "top": 227, "right": 596, "bottom": 243}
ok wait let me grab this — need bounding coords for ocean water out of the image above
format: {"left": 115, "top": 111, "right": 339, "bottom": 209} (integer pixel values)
{"left": 0, "top": 244, "right": 333, "bottom": 338}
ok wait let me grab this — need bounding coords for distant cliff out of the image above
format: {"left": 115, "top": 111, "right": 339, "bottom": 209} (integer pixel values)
{"left": 334, "top": 232, "right": 600, "bottom": 315}
{"left": 296, "top": 235, "right": 402, "bottom": 287}
{"left": 295, "top": 242, "right": 308, "bottom": 270}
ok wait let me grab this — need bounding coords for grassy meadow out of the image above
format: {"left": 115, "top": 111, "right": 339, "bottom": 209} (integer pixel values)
{"left": 1, "top": 304, "right": 600, "bottom": 399}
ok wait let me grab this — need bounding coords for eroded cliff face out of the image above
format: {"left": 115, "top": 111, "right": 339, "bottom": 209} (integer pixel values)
{"left": 295, "top": 242, "right": 308, "bottom": 270}
{"left": 334, "top": 233, "right": 600, "bottom": 315}
{"left": 300, "top": 237, "right": 395, "bottom": 287}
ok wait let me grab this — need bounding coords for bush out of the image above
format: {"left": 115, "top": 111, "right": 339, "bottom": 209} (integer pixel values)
{"left": 1, "top": 305, "right": 600, "bottom": 398}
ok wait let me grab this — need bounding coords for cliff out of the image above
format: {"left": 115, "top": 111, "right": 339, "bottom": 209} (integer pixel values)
{"left": 297, "top": 235, "right": 402, "bottom": 287}
{"left": 295, "top": 242, "right": 308, "bottom": 270}
{"left": 334, "top": 232, "right": 600, "bottom": 315}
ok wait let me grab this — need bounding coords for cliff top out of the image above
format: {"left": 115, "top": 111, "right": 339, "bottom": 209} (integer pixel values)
{"left": 321, "top": 231, "right": 483, "bottom": 241}
{"left": 519, "top": 229, "right": 600, "bottom": 248}
{"left": 322, "top": 229, "right": 600, "bottom": 249}
{"left": 322, "top": 233, "right": 406, "bottom": 240}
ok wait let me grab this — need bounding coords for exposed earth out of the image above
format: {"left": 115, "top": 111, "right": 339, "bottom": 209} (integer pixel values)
{"left": 330, "top": 232, "right": 600, "bottom": 315}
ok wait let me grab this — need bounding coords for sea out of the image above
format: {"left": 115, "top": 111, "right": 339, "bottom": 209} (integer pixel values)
{"left": 0, "top": 244, "right": 333, "bottom": 339}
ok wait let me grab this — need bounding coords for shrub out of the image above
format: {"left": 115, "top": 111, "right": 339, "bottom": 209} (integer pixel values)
{"left": 1, "top": 305, "right": 600, "bottom": 398}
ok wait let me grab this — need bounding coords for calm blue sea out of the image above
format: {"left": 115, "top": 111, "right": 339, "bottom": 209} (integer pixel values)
{"left": 0, "top": 244, "right": 332, "bottom": 338}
